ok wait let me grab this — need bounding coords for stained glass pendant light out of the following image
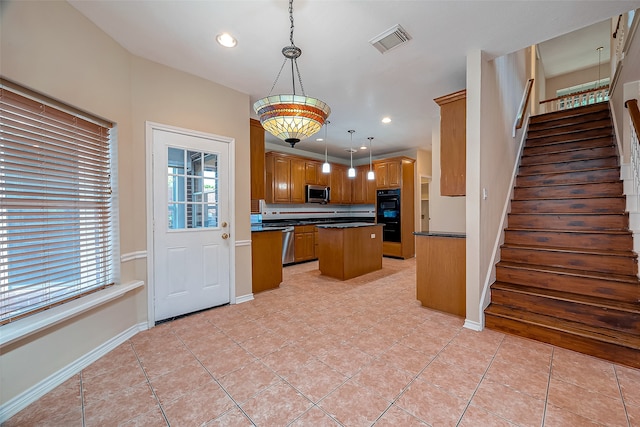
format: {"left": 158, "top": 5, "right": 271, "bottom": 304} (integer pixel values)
{"left": 253, "top": 0, "right": 331, "bottom": 148}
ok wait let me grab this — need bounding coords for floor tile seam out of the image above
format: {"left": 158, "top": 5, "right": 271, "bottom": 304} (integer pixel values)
{"left": 284, "top": 404, "right": 344, "bottom": 427}
{"left": 80, "top": 371, "right": 86, "bottom": 427}
{"left": 129, "top": 339, "right": 170, "bottom": 426}
{"left": 449, "top": 333, "right": 511, "bottom": 427}
{"left": 612, "top": 365, "right": 633, "bottom": 427}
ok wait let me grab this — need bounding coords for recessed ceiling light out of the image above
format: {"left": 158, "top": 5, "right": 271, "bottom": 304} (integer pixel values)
{"left": 316, "top": 137, "right": 324, "bottom": 142}
{"left": 382, "top": 117, "right": 391, "bottom": 124}
{"left": 216, "top": 33, "right": 237, "bottom": 48}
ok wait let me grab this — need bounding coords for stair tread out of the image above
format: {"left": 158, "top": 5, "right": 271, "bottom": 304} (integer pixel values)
{"left": 505, "top": 227, "right": 632, "bottom": 235}
{"left": 491, "top": 281, "right": 640, "bottom": 314}
{"left": 526, "top": 125, "right": 613, "bottom": 141}
{"left": 519, "top": 156, "right": 618, "bottom": 168}
{"left": 517, "top": 165, "right": 619, "bottom": 178}
{"left": 522, "top": 144, "right": 615, "bottom": 157}
{"left": 524, "top": 134, "right": 614, "bottom": 147}
{"left": 501, "top": 243, "right": 637, "bottom": 258}
{"left": 509, "top": 212, "right": 627, "bottom": 216}
{"left": 497, "top": 260, "right": 640, "bottom": 283}
{"left": 530, "top": 103, "right": 609, "bottom": 123}
{"left": 515, "top": 180, "right": 621, "bottom": 189}
{"left": 485, "top": 304, "right": 640, "bottom": 349}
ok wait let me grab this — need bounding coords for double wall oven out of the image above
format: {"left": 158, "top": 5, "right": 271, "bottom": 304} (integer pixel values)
{"left": 376, "top": 189, "right": 401, "bottom": 242}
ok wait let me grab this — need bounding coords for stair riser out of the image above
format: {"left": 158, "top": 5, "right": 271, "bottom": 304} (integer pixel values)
{"left": 526, "top": 127, "right": 613, "bottom": 147}
{"left": 495, "top": 265, "right": 639, "bottom": 302}
{"left": 523, "top": 137, "right": 615, "bottom": 156}
{"left": 521, "top": 146, "right": 618, "bottom": 166}
{"left": 519, "top": 157, "right": 618, "bottom": 175}
{"left": 507, "top": 214, "right": 628, "bottom": 231}
{"left": 490, "top": 289, "right": 640, "bottom": 335}
{"left": 516, "top": 168, "right": 620, "bottom": 187}
{"left": 527, "top": 118, "right": 612, "bottom": 139}
{"left": 500, "top": 247, "right": 637, "bottom": 275}
{"left": 528, "top": 109, "right": 611, "bottom": 133}
{"left": 504, "top": 230, "right": 633, "bottom": 251}
{"left": 485, "top": 314, "right": 640, "bottom": 369}
{"left": 529, "top": 103, "right": 610, "bottom": 125}
{"left": 510, "top": 198, "right": 626, "bottom": 214}
{"left": 514, "top": 182, "right": 623, "bottom": 199}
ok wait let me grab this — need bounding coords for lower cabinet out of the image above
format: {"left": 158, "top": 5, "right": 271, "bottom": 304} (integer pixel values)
{"left": 251, "top": 230, "right": 283, "bottom": 293}
{"left": 294, "top": 225, "right": 315, "bottom": 262}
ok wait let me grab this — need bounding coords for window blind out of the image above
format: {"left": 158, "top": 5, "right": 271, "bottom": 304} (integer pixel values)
{"left": 0, "top": 85, "right": 114, "bottom": 325}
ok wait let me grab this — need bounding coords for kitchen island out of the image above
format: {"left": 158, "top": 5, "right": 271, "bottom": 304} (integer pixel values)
{"left": 317, "top": 222, "right": 383, "bottom": 280}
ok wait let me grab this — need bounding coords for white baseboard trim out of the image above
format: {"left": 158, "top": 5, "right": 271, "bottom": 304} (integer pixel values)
{"left": 0, "top": 322, "right": 148, "bottom": 424}
{"left": 235, "top": 293, "right": 254, "bottom": 304}
{"left": 463, "top": 319, "right": 483, "bottom": 331}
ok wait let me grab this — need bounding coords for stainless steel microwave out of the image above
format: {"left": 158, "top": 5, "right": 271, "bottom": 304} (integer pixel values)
{"left": 306, "top": 185, "right": 330, "bottom": 204}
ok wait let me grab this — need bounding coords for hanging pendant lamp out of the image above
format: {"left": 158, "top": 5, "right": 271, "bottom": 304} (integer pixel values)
{"left": 322, "top": 121, "right": 331, "bottom": 173}
{"left": 253, "top": 0, "right": 331, "bottom": 148}
{"left": 367, "top": 137, "right": 375, "bottom": 180}
{"left": 347, "top": 130, "right": 356, "bottom": 178}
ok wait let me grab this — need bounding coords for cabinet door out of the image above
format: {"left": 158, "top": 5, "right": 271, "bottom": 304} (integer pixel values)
{"left": 436, "top": 90, "right": 466, "bottom": 196}
{"left": 290, "top": 158, "right": 306, "bottom": 203}
{"left": 388, "top": 161, "right": 401, "bottom": 188}
{"left": 374, "top": 162, "right": 388, "bottom": 188}
{"left": 352, "top": 166, "right": 367, "bottom": 204}
{"left": 304, "top": 232, "right": 315, "bottom": 260}
{"left": 342, "top": 167, "right": 353, "bottom": 204}
{"left": 305, "top": 161, "right": 318, "bottom": 185}
{"left": 294, "top": 232, "right": 306, "bottom": 261}
{"left": 317, "top": 166, "right": 330, "bottom": 186}
{"left": 330, "top": 166, "right": 344, "bottom": 204}
{"left": 366, "top": 172, "right": 376, "bottom": 204}
{"left": 272, "top": 155, "right": 290, "bottom": 203}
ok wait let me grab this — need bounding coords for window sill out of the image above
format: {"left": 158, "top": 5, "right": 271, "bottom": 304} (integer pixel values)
{"left": 0, "top": 281, "right": 144, "bottom": 348}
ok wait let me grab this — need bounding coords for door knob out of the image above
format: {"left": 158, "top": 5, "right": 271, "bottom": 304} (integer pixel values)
{"left": 222, "top": 222, "right": 228, "bottom": 227}
{"left": 221, "top": 233, "right": 229, "bottom": 239}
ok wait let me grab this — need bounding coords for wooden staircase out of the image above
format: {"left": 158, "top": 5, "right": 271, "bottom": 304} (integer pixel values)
{"left": 484, "top": 102, "right": 640, "bottom": 368}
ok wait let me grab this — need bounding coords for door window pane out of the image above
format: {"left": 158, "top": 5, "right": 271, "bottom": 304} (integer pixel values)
{"left": 167, "top": 147, "right": 219, "bottom": 230}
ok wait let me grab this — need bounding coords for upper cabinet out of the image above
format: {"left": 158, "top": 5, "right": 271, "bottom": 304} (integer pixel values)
{"left": 374, "top": 159, "right": 402, "bottom": 189}
{"left": 434, "top": 89, "right": 466, "bottom": 196}
{"left": 265, "top": 152, "right": 305, "bottom": 204}
{"left": 353, "top": 165, "right": 376, "bottom": 204}
{"left": 250, "top": 119, "right": 265, "bottom": 211}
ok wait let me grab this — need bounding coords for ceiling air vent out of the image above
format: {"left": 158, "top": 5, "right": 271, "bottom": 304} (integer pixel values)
{"left": 369, "top": 24, "right": 412, "bottom": 54}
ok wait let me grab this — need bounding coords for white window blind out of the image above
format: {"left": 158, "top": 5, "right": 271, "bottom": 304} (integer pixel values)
{"left": 0, "top": 84, "right": 114, "bottom": 325}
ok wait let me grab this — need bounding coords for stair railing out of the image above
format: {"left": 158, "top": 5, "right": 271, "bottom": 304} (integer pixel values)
{"left": 539, "top": 85, "right": 610, "bottom": 114}
{"left": 513, "top": 78, "right": 534, "bottom": 137}
{"left": 625, "top": 98, "right": 640, "bottom": 211}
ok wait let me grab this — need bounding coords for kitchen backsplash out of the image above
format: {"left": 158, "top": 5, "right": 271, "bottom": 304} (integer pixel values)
{"left": 256, "top": 201, "right": 374, "bottom": 221}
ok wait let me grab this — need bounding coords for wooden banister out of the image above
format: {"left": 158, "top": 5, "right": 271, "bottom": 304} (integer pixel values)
{"left": 515, "top": 78, "right": 534, "bottom": 130}
{"left": 540, "top": 85, "right": 609, "bottom": 105}
{"left": 625, "top": 99, "right": 640, "bottom": 136}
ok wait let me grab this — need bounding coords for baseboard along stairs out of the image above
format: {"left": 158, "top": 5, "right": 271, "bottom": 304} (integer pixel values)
{"left": 484, "top": 102, "right": 640, "bottom": 369}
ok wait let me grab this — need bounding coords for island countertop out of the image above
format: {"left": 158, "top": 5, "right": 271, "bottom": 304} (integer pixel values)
{"left": 414, "top": 231, "right": 465, "bottom": 238}
{"left": 315, "top": 222, "right": 378, "bottom": 229}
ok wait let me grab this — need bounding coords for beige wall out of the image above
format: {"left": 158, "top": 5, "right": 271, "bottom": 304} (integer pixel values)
{"left": 466, "top": 47, "right": 530, "bottom": 327}
{"left": 544, "top": 63, "right": 611, "bottom": 100}
{"left": 0, "top": 0, "right": 250, "bottom": 406}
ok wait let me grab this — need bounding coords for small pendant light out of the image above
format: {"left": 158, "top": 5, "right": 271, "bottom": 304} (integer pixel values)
{"left": 367, "top": 137, "right": 375, "bottom": 180}
{"left": 322, "top": 121, "right": 331, "bottom": 173}
{"left": 347, "top": 130, "right": 356, "bottom": 178}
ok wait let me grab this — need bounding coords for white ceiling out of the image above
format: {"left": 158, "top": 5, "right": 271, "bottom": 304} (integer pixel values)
{"left": 68, "top": 0, "right": 639, "bottom": 162}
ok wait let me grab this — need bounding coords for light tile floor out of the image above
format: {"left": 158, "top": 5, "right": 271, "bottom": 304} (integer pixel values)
{"left": 6, "top": 258, "right": 640, "bottom": 426}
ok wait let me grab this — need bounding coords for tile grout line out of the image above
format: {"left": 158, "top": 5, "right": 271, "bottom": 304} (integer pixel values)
{"left": 130, "top": 339, "right": 171, "bottom": 426}
{"left": 612, "top": 365, "right": 633, "bottom": 427}
{"left": 80, "top": 371, "right": 86, "bottom": 427}
{"left": 540, "top": 346, "right": 555, "bottom": 427}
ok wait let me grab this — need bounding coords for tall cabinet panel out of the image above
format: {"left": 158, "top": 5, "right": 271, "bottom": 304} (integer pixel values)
{"left": 434, "top": 89, "right": 466, "bottom": 196}
{"left": 249, "top": 119, "right": 265, "bottom": 212}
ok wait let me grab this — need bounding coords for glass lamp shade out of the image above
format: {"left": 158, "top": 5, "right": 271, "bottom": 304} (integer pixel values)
{"left": 348, "top": 167, "right": 356, "bottom": 178}
{"left": 253, "top": 94, "right": 330, "bottom": 146}
{"left": 367, "top": 170, "right": 375, "bottom": 180}
{"left": 322, "top": 162, "right": 331, "bottom": 173}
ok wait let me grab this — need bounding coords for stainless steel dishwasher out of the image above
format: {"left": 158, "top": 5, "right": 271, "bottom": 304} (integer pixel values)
{"left": 282, "top": 226, "right": 295, "bottom": 265}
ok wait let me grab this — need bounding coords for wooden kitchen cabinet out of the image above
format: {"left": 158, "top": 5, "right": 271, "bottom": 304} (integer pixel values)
{"left": 373, "top": 159, "right": 402, "bottom": 189}
{"left": 251, "top": 230, "right": 283, "bottom": 293}
{"left": 294, "top": 225, "right": 315, "bottom": 262}
{"left": 330, "top": 164, "right": 352, "bottom": 204}
{"left": 434, "top": 89, "right": 466, "bottom": 196}
{"left": 265, "top": 152, "right": 305, "bottom": 204}
{"left": 249, "top": 119, "right": 265, "bottom": 211}
{"left": 353, "top": 165, "right": 376, "bottom": 204}
{"left": 304, "top": 160, "right": 329, "bottom": 186}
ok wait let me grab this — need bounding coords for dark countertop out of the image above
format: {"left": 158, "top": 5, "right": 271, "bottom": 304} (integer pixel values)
{"left": 251, "top": 226, "right": 288, "bottom": 232}
{"left": 414, "top": 231, "right": 466, "bottom": 238}
{"left": 316, "top": 222, "right": 382, "bottom": 229}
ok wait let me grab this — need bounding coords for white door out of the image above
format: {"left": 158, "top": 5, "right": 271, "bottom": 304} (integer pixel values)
{"left": 152, "top": 128, "right": 231, "bottom": 322}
